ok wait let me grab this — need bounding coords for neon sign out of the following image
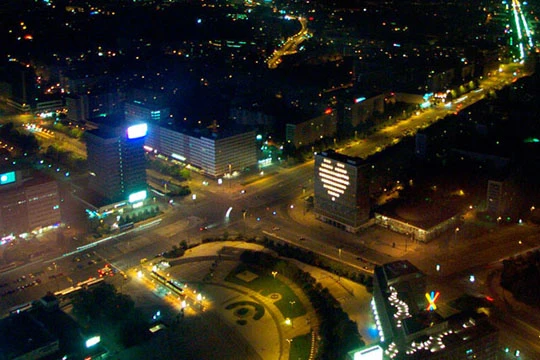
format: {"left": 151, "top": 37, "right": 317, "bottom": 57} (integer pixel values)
{"left": 0, "top": 171, "right": 16, "bottom": 185}
{"left": 425, "top": 291, "right": 440, "bottom": 311}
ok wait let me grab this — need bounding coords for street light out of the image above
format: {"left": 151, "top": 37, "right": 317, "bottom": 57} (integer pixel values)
{"left": 271, "top": 271, "right": 278, "bottom": 279}
{"left": 454, "top": 227, "right": 459, "bottom": 244}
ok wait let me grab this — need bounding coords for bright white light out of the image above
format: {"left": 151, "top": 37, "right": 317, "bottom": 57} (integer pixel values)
{"left": 85, "top": 336, "right": 101, "bottom": 348}
{"left": 225, "top": 207, "right": 233, "bottom": 218}
{"left": 129, "top": 190, "right": 147, "bottom": 203}
{"left": 126, "top": 123, "right": 148, "bottom": 139}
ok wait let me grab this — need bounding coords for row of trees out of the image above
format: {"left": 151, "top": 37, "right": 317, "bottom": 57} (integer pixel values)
{"left": 147, "top": 156, "right": 191, "bottom": 182}
{"left": 117, "top": 206, "right": 161, "bottom": 226}
{"left": 52, "top": 121, "right": 84, "bottom": 139}
{"left": 240, "top": 250, "right": 364, "bottom": 360}
{"left": 0, "top": 122, "right": 39, "bottom": 155}
{"left": 261, "top": 238, "right": 373, "bottom": 289}
{"left": 162, "top": 235, "right": 371, "bottom": 359}
{"left": 72, "top": 283, "right": 151, "bottom": 347}
{"left": 44, "top": 145, "right": 86, "bottom": 171}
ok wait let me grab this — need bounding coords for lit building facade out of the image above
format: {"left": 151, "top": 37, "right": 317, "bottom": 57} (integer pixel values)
{"left": 0, "top": 170, "right": 61, "bottom": 237}
{"left": 145, "top": 125, "right": 257, "bottom": 178}
{"left": 314, "top": 150, "right": 370, "bottom": 232}
{"left": 86, "top": 123, "right": 147, "bottom": 203}
{"left": 371, "top": 260, "right": 499, "bottom": 359}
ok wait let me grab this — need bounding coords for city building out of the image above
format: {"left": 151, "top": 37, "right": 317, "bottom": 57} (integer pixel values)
{"left": 0, "top": 294, "right": 107, "bottom": 360}
{"left": 0, "top": 169, "right": 61, "bottom": 237}
{"left": 286, "top": 110, "right": 337, "bottom": 148}
{"left": 85, "top": 121, "right": 148, "bottom": 203}
{"left": 124, "top": 100, "right": 171, "bottom": 125}
{"left": 314, "top": 150, "right": 370, "bottom": 232}
{"left": 145, "top": 125, "right": 257, "bottom": 178}
{"left": 345, "top": 94, "right": 386, "bottom": 127}
{"left": 66, "top": 91, "right": 123, "bottom": 123}
{"left": 369, "top": 260, "right": 499, "bottom": 359}
{"left": 0, "top": 312, "right": 60, "bottom": 360}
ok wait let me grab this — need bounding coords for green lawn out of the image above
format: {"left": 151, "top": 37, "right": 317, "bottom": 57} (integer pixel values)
{"left": 226, "top": 264, "right": 307, "bottom": 318}
{"left": 289, "top": 333, "right": 312, "bottom": 360}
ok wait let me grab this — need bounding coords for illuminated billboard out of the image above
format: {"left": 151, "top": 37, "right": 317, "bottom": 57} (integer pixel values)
{"left": 128, "top": 190, "right": 147, "bottom": 203}
{"left": 0, "top": 171, "right": 16, "bottom": 185}
{"left": 126, "top": 123, "right": 148, "bottom": 139}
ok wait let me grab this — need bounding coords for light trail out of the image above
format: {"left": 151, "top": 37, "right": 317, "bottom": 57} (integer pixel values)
{"left": 509, "top": 0, "right": 536, "bottom": 60}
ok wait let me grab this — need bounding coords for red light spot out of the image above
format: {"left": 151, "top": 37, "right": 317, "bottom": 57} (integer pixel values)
{"left": 308, "top": 17, "right": 314, "bottom": 21}
{"left": 324, "top": 108, "right": 332, "bottom": 115}
{"left": 24, "top": 34, "right": 33, "bottom": 40}
{"left": 485, "top": 296, "right": 494, "bottom": 302}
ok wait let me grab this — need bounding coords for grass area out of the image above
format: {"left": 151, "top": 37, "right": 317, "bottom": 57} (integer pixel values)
{"left": 225, "top": 301, "right": 265, "bottom": 320}
{"left": 226, "top": 263, "right": 307, "bottom": 318}
{"left": 289, "top": 333, "right": 312, "bottom": 360}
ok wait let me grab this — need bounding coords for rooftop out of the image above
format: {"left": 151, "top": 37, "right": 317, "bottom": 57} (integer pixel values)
{"left": 0, "top": 312, "right": 58, "bottom": 360}
{"left": 317, "top": 149, "right": 365, "bottom": 167}
{"left": 382, "top": 260, "right": 423, "bottom": 282}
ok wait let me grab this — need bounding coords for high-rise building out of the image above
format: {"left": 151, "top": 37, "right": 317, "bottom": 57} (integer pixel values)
{"left": 0, "top": 170, "right": 61, "bottom": 237}
{"left": 85, "top": 122, "right": 147, "bottom": 203}
{"left": 314, "top": 150, "right": 370, "bottom": 232}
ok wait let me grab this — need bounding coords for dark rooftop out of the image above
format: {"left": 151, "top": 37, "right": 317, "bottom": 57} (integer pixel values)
{"left": 0, "top": 312, "right": 58, "bottom": 360}
{"left": 382, "top": 260, "right": 423, "bottom": 282}
{"left": 318, "top": 149, "right": 365, "bottom": 167}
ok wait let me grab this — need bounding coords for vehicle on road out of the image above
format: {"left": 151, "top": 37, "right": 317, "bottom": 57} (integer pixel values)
{"left": 98, "top": 264, "right": 115, "bottom": 277}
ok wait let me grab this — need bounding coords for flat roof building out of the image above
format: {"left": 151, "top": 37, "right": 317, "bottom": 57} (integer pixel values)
{"left": 0, "top": 312, "right": 59, "bottom": 360}
{"left": 0, "top": 170, "right": 61, "bottom": 237}
{"left": 370, "top": 260, "right": 499, "bottom": 359}
{"left": 314, "top": 150, "right": 370, "bottom": 232}
{"left": 145, "top": 124, "right": 257, "bottom": 178}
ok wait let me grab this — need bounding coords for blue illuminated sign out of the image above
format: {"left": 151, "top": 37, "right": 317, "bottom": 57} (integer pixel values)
{"left": 126, "top": 123, "right": 148, "bottom": 139}
{"left": 0, "top": 171, "right": 16, "bottom": 185}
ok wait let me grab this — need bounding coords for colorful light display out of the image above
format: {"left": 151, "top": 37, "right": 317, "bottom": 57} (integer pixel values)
{"left": 425, "top": 291, "right": 440, "bottom": 311}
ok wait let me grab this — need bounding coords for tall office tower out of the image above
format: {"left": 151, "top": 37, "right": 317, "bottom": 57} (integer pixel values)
{"left": 86, "top": 123, "right": 148, "bottom": 203}
{"left": 314, "top": 150, "right": 370, "bottom": 233}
